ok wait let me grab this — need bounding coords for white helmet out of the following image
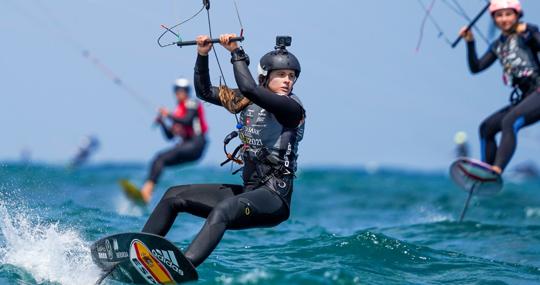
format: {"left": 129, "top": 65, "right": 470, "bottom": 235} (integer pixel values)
{"left": 454, "top": 131, "right": 468, "bottom": 145}
{"left": 173, "top": 78, "right": 191, "bottom": 93}
{"left": 489, "top": 0, "right": 522, "bottom": 15}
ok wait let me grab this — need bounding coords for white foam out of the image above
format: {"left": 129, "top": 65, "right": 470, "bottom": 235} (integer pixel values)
{"left": 237, "top": 269, "right": 271, "bottom": 283}
{"left": 215, "top": 269, "right": 271, "bottom": 284}
{"left": 0, "top": 202, "right": 102, "bottom": 285}
{"left": 525, "top": 207, "right": 540, "bottom": 218}
{"left": 411, "top": 206, "right": 453, "bottom": 224}
{"left": 115, "top": 196, "right": 144, "bottom": 217}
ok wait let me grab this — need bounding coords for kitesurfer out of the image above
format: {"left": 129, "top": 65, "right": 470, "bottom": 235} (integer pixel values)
{"left": 140, "top": 78, "right": 208, "bottom": 203}
{"left": 142, "top": 34, "right": 305, "bottom": 267}
{"left": 459, "top": 0, "right": 540, "bottom": 174}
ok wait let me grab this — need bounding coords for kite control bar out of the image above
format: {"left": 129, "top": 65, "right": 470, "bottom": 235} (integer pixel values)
{"left": 175, "top": 36, "right": 244, "bottom": 47}
{"left": 451, "top": 2, "right": 490, "bottom": 48}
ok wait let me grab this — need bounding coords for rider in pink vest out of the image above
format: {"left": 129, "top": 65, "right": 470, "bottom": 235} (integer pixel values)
{"left": 140, "top": 78, "right": 208, "bottom": 203}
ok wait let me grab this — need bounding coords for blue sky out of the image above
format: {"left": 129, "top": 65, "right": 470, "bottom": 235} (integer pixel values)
{"left": 1, "top": 0, "right": 540, "bottom": 170}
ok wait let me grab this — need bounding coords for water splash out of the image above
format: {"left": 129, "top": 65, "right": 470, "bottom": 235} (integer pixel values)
{"left": 115, "top": 196, "right": 145, "bottom": 217}
{"left": 525, "top": 207, "right": 540, "bottom": 219}
{"left": 0, "top": 200, "right": 102, "bottom": 285}
{"left": 411, "top": 205, "right": 453, "bottom": 224}
{"left": 215, "top": 268, "right": 271, "bottom": 284}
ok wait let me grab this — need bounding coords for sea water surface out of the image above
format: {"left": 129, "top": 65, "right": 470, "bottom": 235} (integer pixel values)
{"left": 0, "top": 162, "right": 539, "bottom": 285}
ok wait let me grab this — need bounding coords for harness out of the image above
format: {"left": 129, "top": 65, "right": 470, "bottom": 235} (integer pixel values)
{"left": 220, "top": 124, "right": 295, "bottom": 185}
{"left": 508, "top": 74, "right": 540, "bottom": 105}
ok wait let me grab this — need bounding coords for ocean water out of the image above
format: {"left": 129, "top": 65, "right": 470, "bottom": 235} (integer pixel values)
{"left": 0, "top": 163, "right": 539, "bottom": 285}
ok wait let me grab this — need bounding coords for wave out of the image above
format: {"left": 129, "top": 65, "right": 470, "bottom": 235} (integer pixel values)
{"left": 203, "top": 228, "right": 540, "bottom": 285}
{"left": 0, "top": 199, "right": 102, "bottom": 285}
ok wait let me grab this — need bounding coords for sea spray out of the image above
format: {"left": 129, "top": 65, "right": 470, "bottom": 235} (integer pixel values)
{"left": 0, "top": 200, "right": 102, "bottom": 285}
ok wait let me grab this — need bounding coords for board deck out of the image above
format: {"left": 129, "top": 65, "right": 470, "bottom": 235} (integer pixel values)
{"left": 119, "top": 179, "right": 147, "bottom": 206}
{"left": 91, "top": 232, "right": 198, "bottom": 284}
{"left": 450, "top": 157, "right": 503, "bottom": 196}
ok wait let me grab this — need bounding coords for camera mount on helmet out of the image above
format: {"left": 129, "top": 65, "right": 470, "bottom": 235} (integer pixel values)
{"left": 275, "top": 36, "right": 292, "bottom": 50}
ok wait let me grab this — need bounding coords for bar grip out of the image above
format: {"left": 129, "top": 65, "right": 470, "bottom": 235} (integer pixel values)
{"left": 176, "top": 36, "right": 244, "bottom": 47}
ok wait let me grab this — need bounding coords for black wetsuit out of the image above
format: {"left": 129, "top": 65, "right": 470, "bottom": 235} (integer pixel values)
{"left": 148, "top": 99, "right": 207, "bottom": 183}
{"left": 142, "top": 49, "right": 305, "bottom": 267}
{"left": 467, "top": 23, "right": 540, "bottom": 171}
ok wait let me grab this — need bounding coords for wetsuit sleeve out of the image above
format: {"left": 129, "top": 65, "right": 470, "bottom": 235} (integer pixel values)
{"left": 167, "top": 108, "right": 197, "bottom": 126}
{"left": 158, "top": 120, "right": 174, "bottom": 140}
{"left": 466, "top": 40, "right": 497, "bottom": 74}
{"left": 231, "top": 49, "right": 304, "bottom": 128}
{"left": 194, "top": 54, "right": 224, "bottom": 106}
{"left": 526, "top": 24, "right": 540, "bottom": 52}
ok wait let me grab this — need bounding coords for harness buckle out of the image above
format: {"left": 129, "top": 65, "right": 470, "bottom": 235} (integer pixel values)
{"left": 509, "top": 87, "right": 523, "bottom": 105}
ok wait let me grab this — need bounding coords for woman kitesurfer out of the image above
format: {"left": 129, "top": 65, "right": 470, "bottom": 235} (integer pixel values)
{"left": 142, "top": 33, "right": 306, "bottom": 267}
{"left": 459, "top": 0, "right": 540, "bottom": 174}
